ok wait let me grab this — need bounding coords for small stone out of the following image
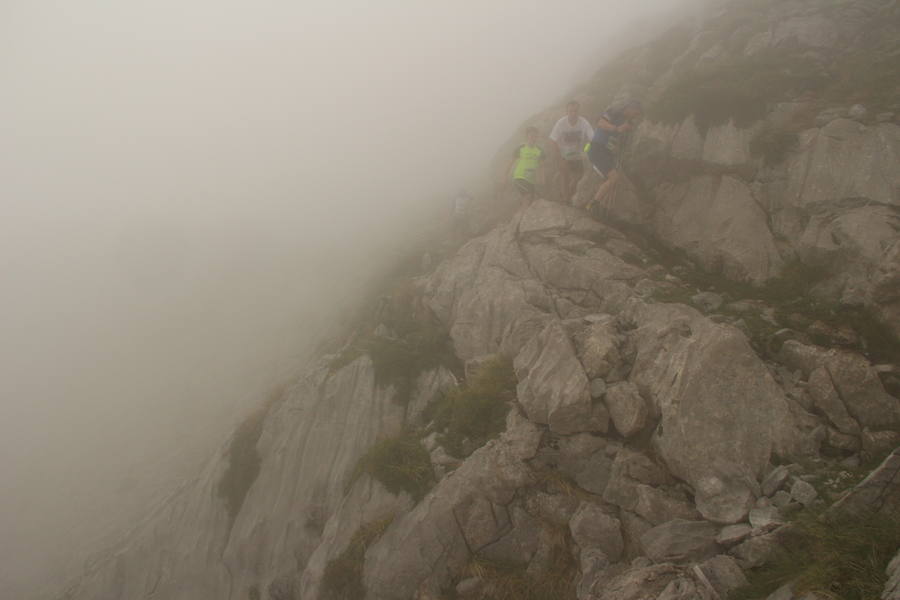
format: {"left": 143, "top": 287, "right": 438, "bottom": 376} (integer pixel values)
{"left": 876, "top": 112, "right": 895, "bottom": 123}
{"left": 640, "top": 519, "right": 719, "bottom": 563}
{"left": 631, "top": 556, "right": 653, "bottom": 569}
{"left": 791, "top": 479, "right": 818, "bottom": 506}
{"left": 771, "top": 490, "right": 793, "bottom": 508}
{"left": 569, "top": 503, "right": 624, "bottom": 562}
{"left": 840, "top": 455, "right": 860, "bottom": 469}
{"left": 716, "top": 524, "right": 752, "bottom": 547}
{"left": 756, "top": 496, "right": 772, "bottom": 508}
{"left": 766, "top": 583, "right": 794, "bottom": 600}
{"left": 848, "top": 104, "right": 867, "bottom": 120}
{"left": 749, "top": 507, "right": 783, "bottom": 531}
{"left": 861, "top": 429, "right": 900, "bottom": 462}
{"left": 691, "top": 291, "right": 724, "bottom": 313}
{"left": 456, "top": 577, "right": 484, "bottom": 596}
{"left": 605, "top": 381, "right": 649, "bottom": 438}
{"left": 762, "top": 465, "right": 791, "bottom": 497}
{"left": 590, "top": 378, "right": 608, "bottom": 399}
{"left": 826, "top": 428, "right": 861, "bottom": 452}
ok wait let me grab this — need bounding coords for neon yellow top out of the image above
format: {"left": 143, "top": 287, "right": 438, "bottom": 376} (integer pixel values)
{"left": 512, "top": 144, "right": 544, "bottom": 184}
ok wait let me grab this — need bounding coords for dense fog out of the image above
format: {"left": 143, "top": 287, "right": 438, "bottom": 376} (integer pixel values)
{"left": 0, "top": 1, "right": 700, "bottom": 597}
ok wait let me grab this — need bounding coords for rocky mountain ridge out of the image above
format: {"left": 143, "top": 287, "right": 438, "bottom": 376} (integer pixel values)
{"left": 56, "top": 1, "right": 900, "bottom": 599}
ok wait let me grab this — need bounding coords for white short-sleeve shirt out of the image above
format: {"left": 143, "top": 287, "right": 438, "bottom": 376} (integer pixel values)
{"left": 550, "top": 116, "right": 594, "bottom": 160}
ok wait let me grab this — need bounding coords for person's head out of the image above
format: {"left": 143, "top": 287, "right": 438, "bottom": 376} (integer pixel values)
{"left": 622, "top": 99, "right": 643, "bottom": 120}
{"left": 566, "top": 101, "right": 580, "bottom": 122}
{"left": 525, "top": 126, "right": 538, "bottom": 144}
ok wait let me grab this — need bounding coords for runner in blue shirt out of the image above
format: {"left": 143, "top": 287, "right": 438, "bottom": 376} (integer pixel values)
{"left": 587, "top": 100, "right": 642, "bottom": 211}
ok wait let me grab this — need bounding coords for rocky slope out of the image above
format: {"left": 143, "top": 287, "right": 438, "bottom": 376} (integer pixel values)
{"left": 56, "top": 1, "right": 900, "bottom": 599}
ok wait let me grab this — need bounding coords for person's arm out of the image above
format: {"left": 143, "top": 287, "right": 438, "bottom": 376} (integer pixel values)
{"left": 597, "top": 115, "right": 631, "bottom": 134}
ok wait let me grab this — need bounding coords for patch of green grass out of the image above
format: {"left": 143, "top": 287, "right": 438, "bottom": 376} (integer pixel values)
{"left": 464, "top": 534, "right": 578, "bottom": 600}
{"left": 330, "top": 320, "right": 458, "bottom": 405}
{"left": 647, "top": 53, "right": 827, "bottom": 132}
{"left": 321, "top": 518, "right": 393, "bottom": 600}
{"left": 352, "top": 430, "right": 435, "bottom": 501}
{"left": 730, "top": 509, "right": 900, "bottom": 600}
{"left": 425, "top": 357, "right": 517, "bottom": 459}
{"left": 217, "top": 406, "right": 269, "bottom": 524}
{"left": 750, "top": 125, "right": 800, "bottom": 165}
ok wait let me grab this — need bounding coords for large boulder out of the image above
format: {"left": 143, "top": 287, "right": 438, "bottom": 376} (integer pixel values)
{"left": 625, "top": 301, "right": 796, "bottom": 522}
{"left": 652, "top": 175, "right": 784, "bottom": 285}
{"left": 568, "top": 502, "right": 624, "bottom": 563}
{"left": 514, "top": 320, "right": 594, "bottom": 434}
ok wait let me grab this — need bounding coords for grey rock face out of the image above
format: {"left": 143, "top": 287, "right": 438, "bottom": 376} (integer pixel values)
{"left": 363, "top": 412, "right": 541, "bottom": 599}
{"left": 884, "top": 549, "right": 900, "bottom": 600}
{"left": 807, "top": 367, "right": 860, "bottom": 435}
{"left": 515, "top": 320, "right": 594, "bottom": 434}
{"left": 639, "top": 519, "right": 719, "bottom": 563}
{"left": 652, "top": 175, "right": 784, "bottom": 285}
{"left": 626, "top": 301, "right": 796, "bottom": 522}
{"left": 831, "top": 448, "right": 900, "bottom": 517}
{"left": 716, "top": 524, "right": 752, "bottom": 548}
{"left": 569, "top": 502, "right": 624, "bottom": 562}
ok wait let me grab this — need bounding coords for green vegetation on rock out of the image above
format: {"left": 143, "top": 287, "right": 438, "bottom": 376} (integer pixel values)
{"left": 424, "top": 357, "right": 517, "bottom": 459}
{"left": 217, "top": 405, "right": 269, "bottom": 524}
{"left": 462, "top": 536, "right": 578, "bottom": 600}
{"left": 353, "top": 430, "right": 434, "bottom": 501}
{"left": 730, "top": 509, "right": 900, "bottom": 600}
{"left": 321, "top": 518, "right": 393, "bottom": 600}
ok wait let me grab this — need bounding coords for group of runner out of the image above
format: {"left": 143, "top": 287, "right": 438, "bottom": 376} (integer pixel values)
{"left": 503, "top": 99, "right": 643, "bottom": 210}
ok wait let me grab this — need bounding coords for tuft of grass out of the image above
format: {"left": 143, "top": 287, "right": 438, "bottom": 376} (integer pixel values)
{"left": 352, "top": 430, "right": 435, "bottom": 501}
{"left": 321, "top": 518, "right": 394, "bottom": 600}
{"left": 464, "top": 534, "right": 578, "bottom": 600}
{"left": 730, "top": 509, "right": 900, "bottom": 600}
{"left": 330, "top": 319, "right": 457, "bottom": 405}
{"left": 750, "top": 125, "right": 800, "bottom": 165}
{"left": 424, "top": 357, "right": 517, "bottom": 459}
{"left": 217, "top": 405, "right": 270, "bottom": 524}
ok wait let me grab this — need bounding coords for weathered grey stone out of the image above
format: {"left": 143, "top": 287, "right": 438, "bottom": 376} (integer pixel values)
{"left": 807, "top": 367, "right": 860, "bottom": 435}
{"left": 848, "top": 104, "right": 867, "bottom": 121}
{"left": 749, "top": 507, "right": 783, "bottom": 531}
{"left": 603, "top": 449, "right": 669, "bottom": 510}
{"left": 625, "top": 301, "right": 796, "bottom": 523}
{"left": 577, "top": 549, "right": 611, "bottom": 600}
{"left": 573, "top": 316, "right": 623, "bottom": 380}
{"left": 716, "top": 524, "right": 752, "bottom": 548}
{"left": 590, "top": 378, "right": 608, "bottom": 399}
{"left": 767, "top": 583, "right": 794, "bottom": 600}
{"left": 605, "top": 381, "right": 649, "bottom": 438}
{"left": 620, "top": 511, "right": 654, "bottom": 562}
{"left": 479, "top": 505, "right": 541, "bottom": 564}
{"left": 730, "top": 531, "right": 782, "bottom": 569}
{"left": 652, "top": 175, "right": 784, "bottom": 285}
{"left": 826, "top": 427, "right": 861, "bottom": 453}
{"left": 884, "top": 549, "right": 900, "bottom": 600}
{"left": 640, "top": 519, "right": 718, "bottom": 563}
{"left": 762, "top": 465, "right": 792, "bottom": 497}
{"left": 696, "top": 555, "right": 747, "bottom": 596}
{"left": 691, "top": 291, "right": 724, "bottom": 313}
{"left": 455, "top": 577, "right": 484, "bottom": 596}
{"left": 569, "top": 502, "right": 624, "bottom": 562}
{"left": 790, "top": 479, "right": 818, "bottom": 507}
{"left": 633, "top": 485, "right": 700, "bottom": 526}
{"left": 772, "top": 490, "right": 794, "bottom": 509}
{"left": 656, "top": 577, "right": 699, "bottom": 600}
{"left": 524, "top": 492, "right": 578, "bottom": 528}
{"left": 593, "top": 563, "right": 682, "bottom": 600}
{"left": 694, "top": 469, "right": 756, "bottom": 525}
{"left": 861, "top": 429, "right": 900, "bottom": 462}
{"left": 515, "top": 320, "right": 593, "bottom": 434}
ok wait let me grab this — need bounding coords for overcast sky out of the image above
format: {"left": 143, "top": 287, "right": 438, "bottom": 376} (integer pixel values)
{"left": 0, "top": 1, "right": 696, "bottom": 597}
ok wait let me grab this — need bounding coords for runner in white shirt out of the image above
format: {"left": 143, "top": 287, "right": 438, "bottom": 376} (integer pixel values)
{"left": 549, "top": 101, "right": 594, "bottom": 204}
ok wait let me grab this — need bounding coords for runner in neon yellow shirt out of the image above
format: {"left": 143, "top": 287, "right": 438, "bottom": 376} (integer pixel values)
{"left": 504, "top": 126, "right": 545, "bottom": 206}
